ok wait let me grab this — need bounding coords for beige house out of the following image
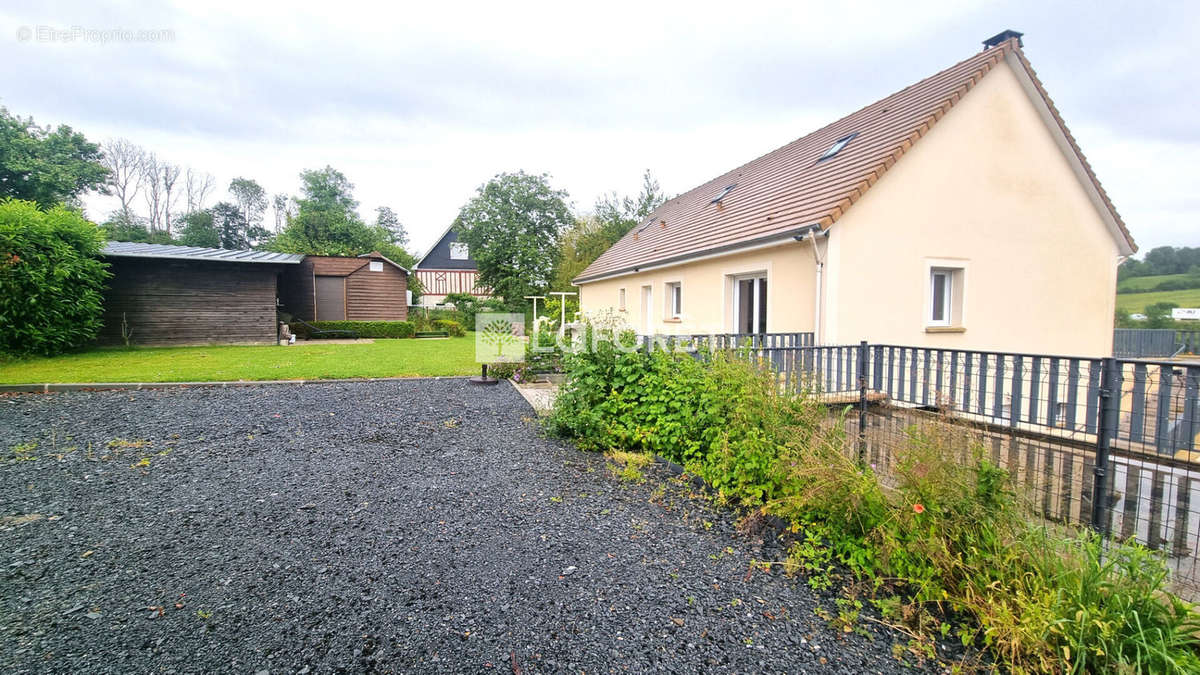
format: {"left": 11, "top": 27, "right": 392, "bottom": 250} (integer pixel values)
{"left": 575, "top": 31, "right": 1137, "bottom": 357}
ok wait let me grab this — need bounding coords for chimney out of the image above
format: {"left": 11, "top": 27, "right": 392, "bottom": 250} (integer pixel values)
{"left": 982, "top": 29, "right": 1023, "bottom": 50}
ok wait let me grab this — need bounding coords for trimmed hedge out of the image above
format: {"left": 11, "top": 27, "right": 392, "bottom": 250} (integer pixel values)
{"left": 290, "top": 320, "right": 415, "bottom": 339}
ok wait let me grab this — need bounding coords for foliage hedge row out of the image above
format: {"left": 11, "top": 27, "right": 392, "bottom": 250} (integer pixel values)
{"left": 290, "top": 320, "right": 415, "bottom": 339}
{"left": 288, "top": 319, "right": 466, "bottom": 339}
{"left": 547, "top": 326, "right": 1200, "bottom": 673}
{"left": 0, "top": 199, "right": 110, "bottom": 356}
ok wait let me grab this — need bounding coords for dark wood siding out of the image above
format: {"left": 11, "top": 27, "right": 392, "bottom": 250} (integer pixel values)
{"left": 100, "top": 258, "right": 282, "bottom": 345}
{"left": 346, "top": 261, "right": 408, "bottom": 320}
{"left": 278, "top": 255, "right": 408, "bottom": 322}
{"left": 279, "top": 259, "right": 315, "bottom": 320}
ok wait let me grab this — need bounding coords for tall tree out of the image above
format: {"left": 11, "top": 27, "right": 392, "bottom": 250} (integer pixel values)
{"left": 271, "top": 166, "right": 369, "bottom": 255}
{"left": 456, "top": 171, "right": 573, "bottom": 303}
{"left": 141, "top": 152, "right": 163, "bottom": 232}
{"left": 184, "top": 167, "right": 214, "bottom": 214}
{"left": 554, "top": 170, "right": 667, "bottom": 289}
{"left": 100, "top": 210, "right": 152, "bottom": 243}
{"left": 210, "top": 201, "right": 250, "bottom": 249}
{"left": 375, "top": 206, "right": 407, "bottom": 247}
{"left": 270, "top": 166, "right": 418, "bottom": 263}
{"left": 296, "top": 165, "right": 358, "bottom": 214}
{"left": 159, "top": 162, "right": 181, "bottom": 233}
{"left": 101, "top": 138, "right": 145, "bottom": 221}
{"left": 0, "top": 108, "right": 109, "bottom": 208}
{"left": 271, "top": 193, "right": 293, "bottom": 233}
{"left": 177, "top": 209, "right": 220, "bottom": 248}
{"left": 228, "top": 177, "right": 267, "bottom": 228}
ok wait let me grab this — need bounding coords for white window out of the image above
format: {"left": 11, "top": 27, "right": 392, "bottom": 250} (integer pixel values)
{"left": 930, "top": 269, "right": 951, "bottom": 325}
{"left": 927, "top": 265, "right": 965, "bottom": 328}
{"left": 449, "top": 242, "right": 469, "bottom": 260}
{"left": 618, "top": 288, "right": 626, "bottom": 311}
{"left": 665, "top": 282, "right": 681, "bottom": 319}
{"left": 369, "top": 260, "right": 383, "bottom": 272}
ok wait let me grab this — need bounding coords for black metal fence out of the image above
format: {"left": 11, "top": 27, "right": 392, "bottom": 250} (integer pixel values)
{"left": 1114, "top": 328, "right": 1200, "bottom": 358}
{"left": 640, "top": 333, "right": 1200, "bottom": 596}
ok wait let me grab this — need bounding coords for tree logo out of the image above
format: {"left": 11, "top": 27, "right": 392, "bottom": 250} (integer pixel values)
{"left": 476, "top": 313, "right": 525, "bottom": 363}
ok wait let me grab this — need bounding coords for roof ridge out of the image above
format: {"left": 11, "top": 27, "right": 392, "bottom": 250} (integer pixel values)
{"left": 575, "top": 36, "right": 1132, "bottom": 284}
{"left": 639, "top": 42, "right": 1015, "bottom": 225}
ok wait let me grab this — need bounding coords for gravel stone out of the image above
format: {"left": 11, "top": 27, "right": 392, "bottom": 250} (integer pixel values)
{"left": 1, "top": 379, "right": 942, "bottom": 672}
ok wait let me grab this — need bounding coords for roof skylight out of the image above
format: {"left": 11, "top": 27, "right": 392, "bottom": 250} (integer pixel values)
{"left": 819, "top": 132, "right": 858, "bottom": 161}
{"left": 710, "top": 184, "right": 737, "bottom": 204}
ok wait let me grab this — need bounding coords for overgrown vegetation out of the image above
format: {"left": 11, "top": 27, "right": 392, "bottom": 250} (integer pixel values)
{"left": 0, "top": 199, "right": 111, "bottom": 356}
{"left": 547, "top": 325, "right": 1200, "bottom": 673}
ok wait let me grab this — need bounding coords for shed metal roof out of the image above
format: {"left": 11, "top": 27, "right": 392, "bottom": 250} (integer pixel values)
{"left": 102, "top": 242, "right": 304, "bottom": 264}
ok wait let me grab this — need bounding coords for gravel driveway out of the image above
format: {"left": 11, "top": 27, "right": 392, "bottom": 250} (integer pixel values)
{"left": 1, "top": 379, "right": 934, "bottom": 673}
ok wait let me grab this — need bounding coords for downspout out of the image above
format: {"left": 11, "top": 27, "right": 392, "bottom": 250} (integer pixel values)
{"left": 794, "top": 226, "right": 828, "bottom": 345}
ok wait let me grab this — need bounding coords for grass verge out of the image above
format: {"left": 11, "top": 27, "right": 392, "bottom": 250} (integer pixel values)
{"left": 0, "top": 337, "right": 479, "bottom": 383}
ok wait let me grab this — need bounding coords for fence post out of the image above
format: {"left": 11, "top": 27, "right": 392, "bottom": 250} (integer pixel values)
{"left": 858, "top": 340, "right": 869, "bottom": 465}
{"left": 1091, "top": 357, "right": 1119, "bottom": 536}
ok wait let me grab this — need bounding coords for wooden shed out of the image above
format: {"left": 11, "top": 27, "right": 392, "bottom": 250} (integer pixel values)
{"left": 99, "top": 242, "right": 304, "bottom": 346}
{"left": 279, "top": 252, "right": 409, "bottom": 322}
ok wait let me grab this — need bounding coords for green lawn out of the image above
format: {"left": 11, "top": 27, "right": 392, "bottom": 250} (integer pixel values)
{"left": 0, "top": 338, "right": 481, "bottom": 384}
{"left": 1115, "top": 287, "right": 1200, "bottom": 314}
{"left": 1116, "top": 273, "right": 1188, "bottom": 292}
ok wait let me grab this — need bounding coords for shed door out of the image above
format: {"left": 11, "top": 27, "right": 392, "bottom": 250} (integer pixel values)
{"left": 315, "top": 275, "right": 346, "bottom": 321}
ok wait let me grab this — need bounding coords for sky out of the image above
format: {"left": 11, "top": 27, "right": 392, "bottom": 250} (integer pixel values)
{"left": 2, "top": 0, "right": 1196, "bottom": 256}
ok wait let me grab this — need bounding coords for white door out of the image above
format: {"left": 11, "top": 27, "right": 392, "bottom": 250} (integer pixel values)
{"left": 730, "top": 274, "right": 767, "bottom": 334}
{"left": 641, "top": 285, "right": 653, "bottom": 333}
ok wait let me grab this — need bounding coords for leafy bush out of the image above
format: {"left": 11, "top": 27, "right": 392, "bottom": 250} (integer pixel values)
{"left": 548, "top": 324, "right": 1200, "bottom": 673}
{"left": 432, "top": 319, "right": 466, "bottom": 337}
{"left": 443, "top": 292, "right": 512, "bottom": 329}
{"left": 485, "top": 361, "right": 531, "bottom": 382}
{"left": 289, "top": 320, "right": 414, "bottom": 339}
{"left": 0, "top": 199, "right": 110, "bottom": 356}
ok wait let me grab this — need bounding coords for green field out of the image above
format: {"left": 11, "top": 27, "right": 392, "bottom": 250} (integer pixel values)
{"left": 1115, "top": 287, "right": 1200, "bottom": 314}
{"left": 0, "top": 338, "right": 481, "bottom": 384}
{"left": 1116, "top": 273, "right": 1192, "bottom": 293}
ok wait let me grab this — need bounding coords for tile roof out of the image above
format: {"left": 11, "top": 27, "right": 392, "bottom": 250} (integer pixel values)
{"left": 575, "top": 38, "right": 1135, "bottom": 284}
{"left": 102, "top": 241, "right": 304, "bottom": 264}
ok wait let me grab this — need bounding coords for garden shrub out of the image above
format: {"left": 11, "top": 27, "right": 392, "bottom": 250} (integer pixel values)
{"left": 443, "top": 292, "right": 510, "bottom": 328}
{"left": 289, "top": 320, "right": 415, "bottom": 339}
{"left": 0, "top": 199, "right": 110, "bottom": 356}
{"left": 547, "top": 323, "right": 1200, "bottom": 673}
{"left": 409, "top": 307, "right": 468, "bottom": 332}
{"left": 432, "top": 319, "right": 466, "bottom": 337}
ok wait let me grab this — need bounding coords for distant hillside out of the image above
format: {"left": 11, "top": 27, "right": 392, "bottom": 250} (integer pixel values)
{"left": 1115, "top": 287, "right": 1200, "bottom": 314}
{"left": 1117, "top": 273, "right": 1192, "bottom": 293}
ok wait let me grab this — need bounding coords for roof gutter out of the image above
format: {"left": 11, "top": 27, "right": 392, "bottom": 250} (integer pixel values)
{"left": 573, "top": 225, "right": 821, "bottom": 285}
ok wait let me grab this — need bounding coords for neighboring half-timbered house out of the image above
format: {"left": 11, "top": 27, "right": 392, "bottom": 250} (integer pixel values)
{"left": 413, "top": 226, "right": 491, "bottom": 308}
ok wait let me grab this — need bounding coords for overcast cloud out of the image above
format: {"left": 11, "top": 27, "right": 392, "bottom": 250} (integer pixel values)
{"left": 2, "top": 0, "right": 1196, "bottom": 255}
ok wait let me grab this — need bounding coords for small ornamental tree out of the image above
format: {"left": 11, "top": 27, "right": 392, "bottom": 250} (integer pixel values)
{"left": 0, "top": 199, "right": 110, "bottom": 355}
